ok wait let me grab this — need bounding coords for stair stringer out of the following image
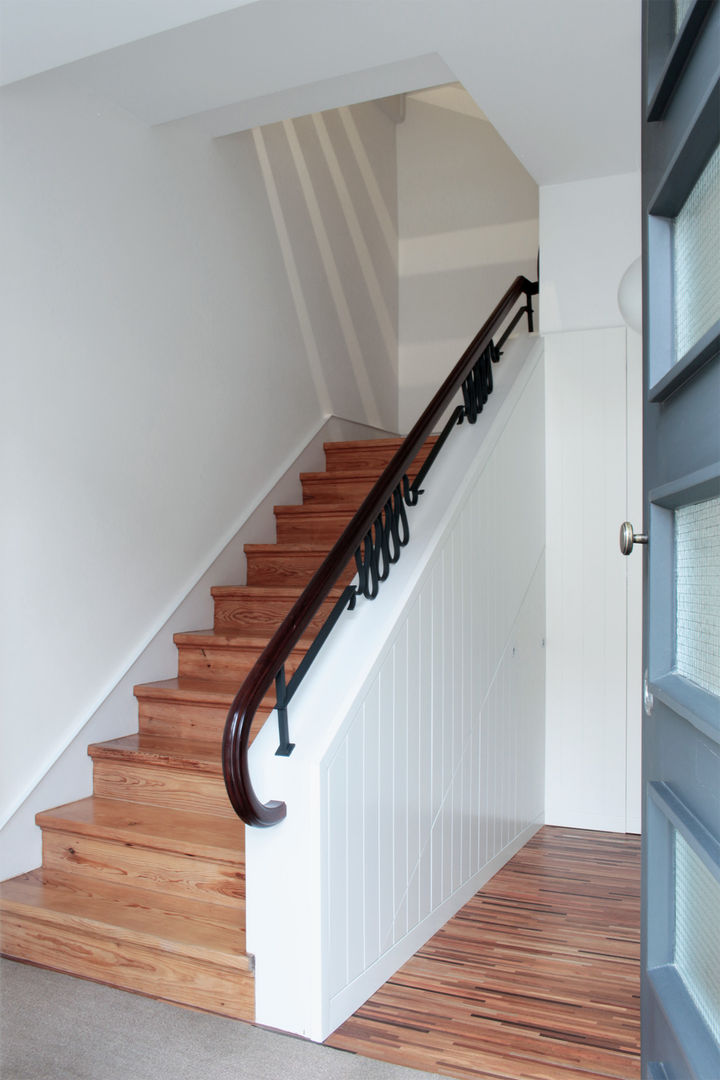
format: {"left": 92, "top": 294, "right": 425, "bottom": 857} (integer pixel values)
{"left": 244, "top": 336, "right": 547, "bottom": 1041}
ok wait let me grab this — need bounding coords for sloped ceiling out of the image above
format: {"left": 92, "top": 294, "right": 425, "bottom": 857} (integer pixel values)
{"left": 0, "top": 0, "right": 641, "bottom": 186}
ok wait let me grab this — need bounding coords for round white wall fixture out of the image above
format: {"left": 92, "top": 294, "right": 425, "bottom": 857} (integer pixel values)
{"left": 618, "top": 256, "right": 643, "bottom": 333}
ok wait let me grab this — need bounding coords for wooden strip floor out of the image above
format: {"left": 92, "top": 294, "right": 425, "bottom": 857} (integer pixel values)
{"left": 327, "top": 827, "right": 641, "bottom": 1080}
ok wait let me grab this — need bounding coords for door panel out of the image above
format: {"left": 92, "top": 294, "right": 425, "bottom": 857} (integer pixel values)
{"left": 642, "top": 1, "right": 720, "bottom": 1076}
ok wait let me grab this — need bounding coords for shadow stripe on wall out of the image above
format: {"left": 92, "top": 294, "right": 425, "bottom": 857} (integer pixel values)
{"left": 312, "top": 112, "right": 398, "bottom": 369}
{"left": 252, "top": 126, "right": 332, "bottom": 415}
{"left": 339, "top": 105, "right": 398, "bottom": 271}
{"left": 282, "top": 116, "right": 382, "bottom": 428}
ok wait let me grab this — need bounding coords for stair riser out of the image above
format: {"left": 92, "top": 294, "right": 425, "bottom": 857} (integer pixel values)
{"left": 93, "top": 761, "right": 236, "bottom": 820}
{"left": 324, "top": 441, "right": 436, "bottom": 473}
{"left": 138, "top": 698, "right": 227, "bottom": 741}
{"left": 301, "top": 476, "right": 375, "bottom": 505}
{"left": 136, "top": 697, "right": 272, "bottom": 743}
{"left": 213, "top": 594, "right": 336, "bottom": 634}
{"left": 0, "top": 914, "right": 253, "bottom": 1020}
{"left": 245, "top": 550, "right": 356, "bottom": 588}
{"left": 274, "top": 510, "right": 353, "bottom": 545}
{"left": 41, "top": 831, "right": 244, "bottom": 908}
{"left": 300, "top": 465, "right": 430, "bottom": 506}
{"left": 176, "top": 642, "right": 306, "bottom": 681}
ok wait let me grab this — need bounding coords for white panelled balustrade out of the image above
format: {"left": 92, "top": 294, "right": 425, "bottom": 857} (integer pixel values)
{"left": 245, "top": 337, "right": 545, "bottom": 1041}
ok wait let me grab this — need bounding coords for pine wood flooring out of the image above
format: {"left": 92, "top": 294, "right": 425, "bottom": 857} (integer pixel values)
{"left": 327, "top": 826, "right": 641, "bottom": 1080}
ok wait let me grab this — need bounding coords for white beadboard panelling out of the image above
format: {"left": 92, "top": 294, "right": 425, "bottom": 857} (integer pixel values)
{"left": 246, "top": 337, "right": 545, "bottom": 1040}
{"left": 346, "top": 718, "right": 365, "bottom": 984}
{"left": 327, "top": 741, "right": 348, "bottom": 998}
{"left": 321, "top": 349, "right": 546, "bottom": 1035}
{"left": 362, "top": 681, "right": 381, "bottom": 968}
{"left": 406, "top": 599, "right": 421, "bottom": 933}
{"left": 417, "top": 589, "right": 434, "bottom": 924}
{"left": 392, "top": 624, "right": 409, "bottom": 944}
{"left": 323, "top": 550, "right": 546, "bottom": 1037}
{"left": 545, "top": 327, "right": 638, "bottom": 832}
{"left": 377, "top": 651, "right": 396, "bottom": 954}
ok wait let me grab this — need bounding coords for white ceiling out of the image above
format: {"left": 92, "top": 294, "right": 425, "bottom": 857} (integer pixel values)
{"left": 0, "top": 0, "right": 641, "bottom": 186}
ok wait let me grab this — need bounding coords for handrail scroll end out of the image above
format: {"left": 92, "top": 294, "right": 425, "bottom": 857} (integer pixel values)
{"left": 223, "top": 690, "right": 288, "bottom": 827}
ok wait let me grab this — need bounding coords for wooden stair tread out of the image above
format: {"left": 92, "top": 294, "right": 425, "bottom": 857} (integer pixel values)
{"left": 173, "top": 628, "right": 316, "bottom": 650}
{"left": 36, "top": 797, "right": 244, "bottom": 862}
{"left": 244, "top": 542, "right": 337, "bottom": 553}
{"left": 210, "top": 584, "right": 344, "bottom": 600}
{"left": 322, "top": 436, "right": 437, "bottom": 451}
{"left": 134, "top": 677, "right": 246, "bottom": 703}
{"left": 88, "top": 733, "right": 223, "bottom": 772}
{"left": 273, "top": 504, "right": 354, "bottom": 518}
{"left": 133, "top": 677, "right": 276, "bottom": 728}
{"left": 300, "top": 467, "right": 415, "bottom": 483}
{"left": 134, "top": 677, "right": 273, "bottom": 712}
{"left": 0, "top": 869, "right": 249, "bottom": 967}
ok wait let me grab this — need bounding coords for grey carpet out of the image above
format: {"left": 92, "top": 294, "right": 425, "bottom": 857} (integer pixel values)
{"left": 0, "top": 959, "right": 442, "bottom": 1080}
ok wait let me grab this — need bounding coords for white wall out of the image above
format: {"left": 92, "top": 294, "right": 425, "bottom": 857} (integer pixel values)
{"left": 539, "top": 172, "right": 642, "bottom": 334}
{"left": 244, "top": 337, "right": 545, "bottom": 1040}
{"left": 397, "top": 93, "right": 538, "bottom": 432}
{"left": 540, "top": 171, "right": 643, "bottom": 833}
{"left": 0, "top": 71, "right": 398, "bottom": 833}
{"left": 544, "top": 329, "right": 643, "bottom": 833}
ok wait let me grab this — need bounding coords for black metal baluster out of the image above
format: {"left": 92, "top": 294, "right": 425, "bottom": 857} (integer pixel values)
{"left": 275, "top": 666, "right": 295, "bottom": 756}
{"left": 376, "top": 508, "right": 392, "bottom": 582}
{"left": 402, "top": 473, "right": 419, "bottom": 507}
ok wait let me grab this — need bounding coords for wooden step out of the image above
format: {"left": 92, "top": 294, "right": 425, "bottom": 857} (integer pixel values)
{"left": 300, "top": 459, "right": 436, "bottom": 506}
{"left": 88, "top": 734, "right": 236, "bottom": 820}
{"left": 37, "top": 797, "right": 245, "bottom": 907}
{"left": 211, "top": 584, "right": 342, "bottom": 634}
{"left": 173, "top": 628, "right": 313, "bottom": 681}
{"left": 135, "top": 677, "right": 274, "bottom": 742}
{"left": 0, "top": 869, "right": 253, "bottom": 1019}
{"left": 273, "top": 504, "right": 354, "bottom": 545}
{"left": 323, "top": 435, "right": 437, "bottom": 473}
{"left": 245, "top": 543, "right": 356, "bottom": 587}
{"left": 300, "top": 469, "right": 379, "bottom": 506}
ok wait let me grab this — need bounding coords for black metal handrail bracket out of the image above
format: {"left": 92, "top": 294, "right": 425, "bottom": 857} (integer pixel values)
{"left": 222, "top": 275, "right": 538, "bottom": 826}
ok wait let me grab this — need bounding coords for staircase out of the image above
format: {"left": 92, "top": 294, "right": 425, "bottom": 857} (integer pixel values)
{"left": 0, "top": 436, "right": 435, "bottom": 1019}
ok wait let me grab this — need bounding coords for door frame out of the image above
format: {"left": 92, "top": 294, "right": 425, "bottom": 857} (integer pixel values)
{"left": 641, "top": 1, "right": 720, "bottom": 1076}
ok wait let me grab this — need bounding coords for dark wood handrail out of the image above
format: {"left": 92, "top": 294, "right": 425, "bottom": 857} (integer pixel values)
{"left": 222, "top": 275, "right": 539, "bottom": 826}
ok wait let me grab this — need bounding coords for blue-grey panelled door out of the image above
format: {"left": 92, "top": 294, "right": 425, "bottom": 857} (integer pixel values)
{"left": 641, "top": 2, "right": 720, "bottom": 1077}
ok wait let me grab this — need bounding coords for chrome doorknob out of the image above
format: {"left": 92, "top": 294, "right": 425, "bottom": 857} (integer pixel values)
{"left": 620, "top": 521, "right": 648, "bottom": 556}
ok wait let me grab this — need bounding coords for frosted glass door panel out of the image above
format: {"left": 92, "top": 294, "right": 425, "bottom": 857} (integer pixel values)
{"left": 675, "top": 496, "right": 720, "bottom": 696}
{"left": 674, "top": 830, "right": 720, "bottom": 1044}
{"left": 673, "top": 144, "right": 720, "bottom": 360}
